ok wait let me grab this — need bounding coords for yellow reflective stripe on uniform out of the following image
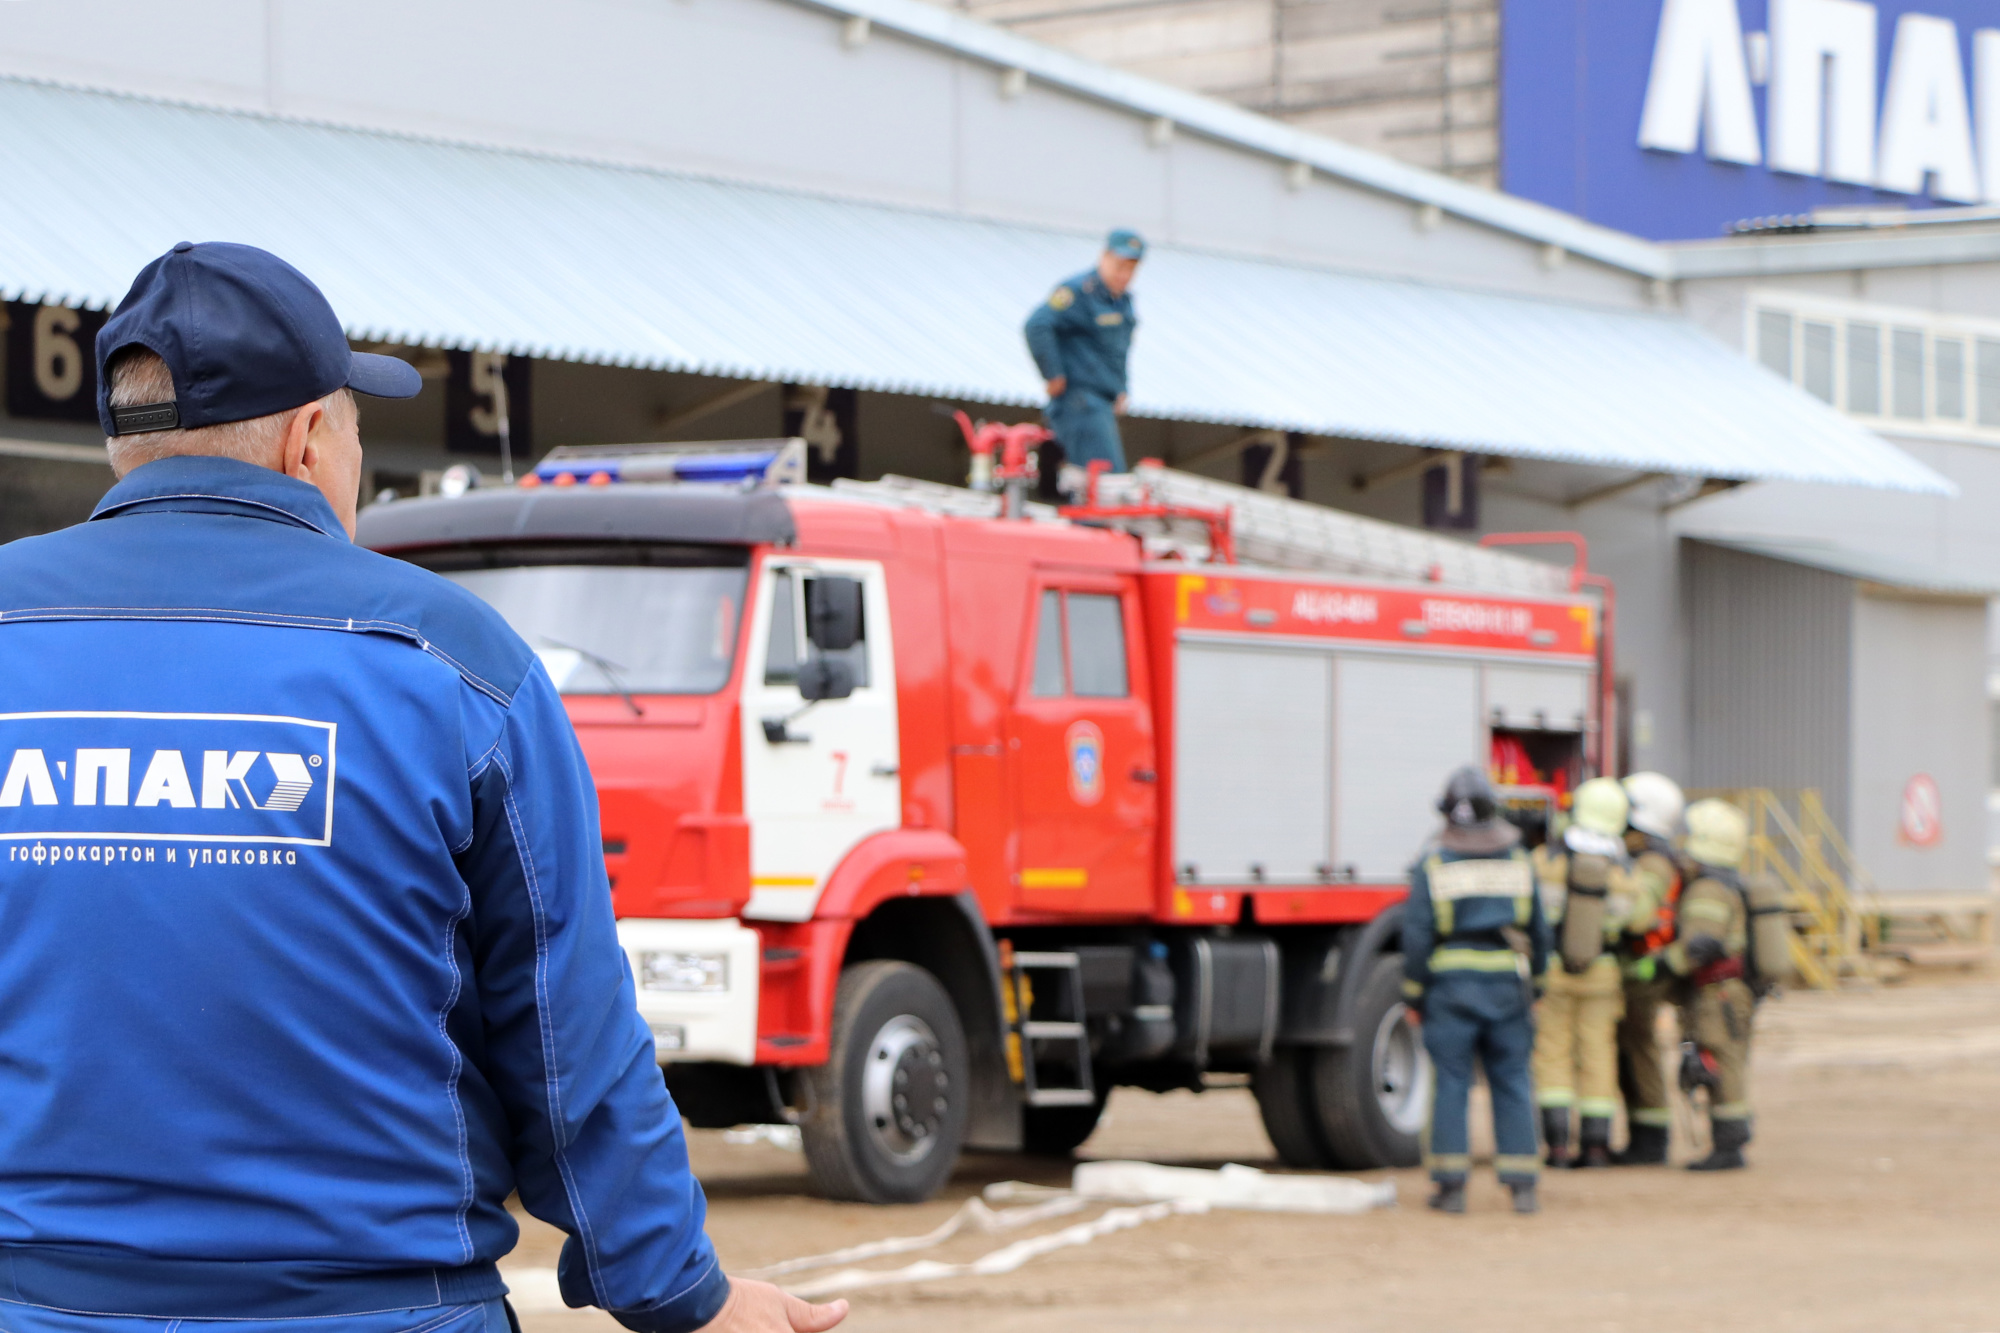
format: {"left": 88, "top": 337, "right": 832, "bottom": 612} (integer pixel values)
{"left": 1711, "top": 1102, "right": 1752, "bottom": 1121}
{"left": 1494, "top": 1154, "right": 1542, "bottom": 1178}
{"left": 1430, "top": 947, "right": 1525, "bottom": 972}
{"left": 1402, "top": 979, "right": 1424, "bottom": 999}
{"left": 1629, "top": 1106, "right": 1672, "bottom": 1127}
{"left": 1578, "top": 1097, "right": 1619, "bottom": 1117}
{"left": 1536, "top": 1088, "right": 1575, "bottom": 1108}
{"left": 1684, "top": 898, "right": 1732, "bottom": 922}
{"left": 1426, "top": 1153, "right": 1472, "bottom": 1173}
{"left": 1423, "top": 853, "right": 1455, "bottom": 936}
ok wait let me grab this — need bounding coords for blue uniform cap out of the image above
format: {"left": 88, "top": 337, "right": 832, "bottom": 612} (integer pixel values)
{"left": 95, "top": 241, "right": 422, "bottom": 437}
{"left": 1105, "top": 228, "right": 1146, "bottom": 260}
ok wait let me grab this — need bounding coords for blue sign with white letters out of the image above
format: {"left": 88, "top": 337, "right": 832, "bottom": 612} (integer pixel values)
{"left": 1502, "top": 0, "right": 2000, "bottom": 240}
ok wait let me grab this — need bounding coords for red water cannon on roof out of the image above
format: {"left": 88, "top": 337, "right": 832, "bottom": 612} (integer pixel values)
{"left": 955, "top": 410, "right": 1050, "bottom": 517}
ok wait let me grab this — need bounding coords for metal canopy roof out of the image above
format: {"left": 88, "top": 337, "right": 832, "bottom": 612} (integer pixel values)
{"left": 0, "top": 78, "right": 1951, "bottom": 497}
{"left": 1690, "top": 538, "right": 2000, "bottom": 597}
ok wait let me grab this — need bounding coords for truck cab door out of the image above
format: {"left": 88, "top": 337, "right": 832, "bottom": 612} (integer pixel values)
{"left": 1008, "top": 576, "right": 1157, "bottom": 915}
{"left": 740, "top": 558, "right": 901, "bottom": 921}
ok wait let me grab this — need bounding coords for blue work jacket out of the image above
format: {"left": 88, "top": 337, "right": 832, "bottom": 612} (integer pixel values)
{"left": 1023, "top": 268, "right": 1136, "bottom": 400}
{"left": 0, "top": 457, "right": 726, "bottom": 1330}
{"left": 1400, "top": 834, "right": 1549, "bottom": 1002}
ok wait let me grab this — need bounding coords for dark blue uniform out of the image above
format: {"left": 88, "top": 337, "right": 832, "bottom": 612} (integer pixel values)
{"left": 1023, "top": 268, "right": 1136, "bottom": 472}
{"left": 1402, "top": 838, "right": 1550, "bottom": 1188}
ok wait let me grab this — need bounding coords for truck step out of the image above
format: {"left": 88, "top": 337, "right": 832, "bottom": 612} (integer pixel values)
{"left": 1023, "top": 1020, "right": 1087, "bottom": 1040}
{"left": 1027, "top": 1089, "right": 1100, "bottom": 1108}
{"left": 1012, "top": 951, "right": 1081, "bottom": 969}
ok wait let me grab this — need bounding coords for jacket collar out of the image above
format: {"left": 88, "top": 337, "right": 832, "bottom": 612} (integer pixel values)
{"left": 90, "top": 455, "right": 348, "bottom": 542}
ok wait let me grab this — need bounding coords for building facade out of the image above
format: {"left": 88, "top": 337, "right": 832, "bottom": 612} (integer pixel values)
{"left": 0, "top": 0, "right": 1987, "bottom": 888}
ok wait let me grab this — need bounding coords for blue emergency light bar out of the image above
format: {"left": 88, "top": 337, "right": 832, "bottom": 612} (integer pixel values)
{"left": 527, "top": 439, "right": 807, "bottom": 489}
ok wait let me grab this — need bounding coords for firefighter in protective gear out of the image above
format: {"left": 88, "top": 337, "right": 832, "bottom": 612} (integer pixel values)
{"left": 1663, "top": 799, "right": 1756, "bottom": 1171}
{"left": 1403, "top": 766, "right": 1551, "bottom": 1216}
{"left": 1529, "top": 778, "right": 1631, "bottom": 1169}
{"left": 1613, "top": 771, "right": 1686, "bottom": 1166}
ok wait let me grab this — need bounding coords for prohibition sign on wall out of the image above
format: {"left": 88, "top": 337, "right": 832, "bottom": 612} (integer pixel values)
{"left": 1899, "top": 774, "right": 1942, "bottom": 849}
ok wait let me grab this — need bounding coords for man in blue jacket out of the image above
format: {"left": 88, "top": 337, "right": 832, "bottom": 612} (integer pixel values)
{"left": 1023, "top": 228, "right": 1143, "bottom": 494}
{"left": 0, "top": 242, "right": 845, "bottom": 1333}
{"left": 1402, "top": 766, "right": 1549, "bottom": 1217}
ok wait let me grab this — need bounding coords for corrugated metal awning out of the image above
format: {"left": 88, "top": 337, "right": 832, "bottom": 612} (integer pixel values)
{"left": 1691, "top": 538, "right": 2000, "bottom": 597}
{"left": 0, "top": 78, "right": 1952, "bottom": 496}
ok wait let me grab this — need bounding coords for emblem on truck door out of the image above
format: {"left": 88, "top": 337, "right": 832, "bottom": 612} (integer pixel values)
{"left": 1066, "top": 721, "right": 1104, "bottom": 806}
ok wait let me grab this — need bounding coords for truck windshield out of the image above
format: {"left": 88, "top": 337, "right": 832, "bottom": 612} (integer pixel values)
{"left": 434, "top": 557, "right": 748, "bottom": 697}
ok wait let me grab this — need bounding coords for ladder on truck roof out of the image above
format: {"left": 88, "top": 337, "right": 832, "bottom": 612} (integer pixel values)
{"left": 834, "top": 465, "right": 1574, "bottom": 598}
{"left": 1089, "top": 464, "right": 1574, "bottom": 597}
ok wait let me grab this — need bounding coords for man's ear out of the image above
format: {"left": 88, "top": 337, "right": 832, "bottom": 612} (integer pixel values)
{"left": 281, "top": 402, "right": 324, "bottom": 481}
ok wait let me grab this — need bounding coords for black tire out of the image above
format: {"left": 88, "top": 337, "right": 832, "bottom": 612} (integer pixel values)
{"left": 1022, "top": 1089, "right": 1109, "bottom": 1157}
{"left": 800, "top": 960, "right": 970, "bottom": 1203}
{"left": 1307, "top": 954, "right": 1429, "bottom": 1169}
{"left": 1252, "top": 1048, "right": 1335, "bottom": 1168}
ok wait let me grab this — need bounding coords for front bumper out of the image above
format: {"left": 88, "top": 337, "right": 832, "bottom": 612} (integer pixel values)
{"left": 617, "top": 917, "right": 761, "bottom": 1065}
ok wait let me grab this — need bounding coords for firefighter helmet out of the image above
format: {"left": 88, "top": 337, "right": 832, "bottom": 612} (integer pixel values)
{"left": 1684, "top": 799, "right": 1749, "bottom": 870}
{"left": 1571, "top": 777, "right": 1629, "bottom": 839}
{"left": 1437, "top": 765, "right": 1497, "bottom": 828}
{"left": 1622, "top": 771, "right": 1685, "bottom": 841}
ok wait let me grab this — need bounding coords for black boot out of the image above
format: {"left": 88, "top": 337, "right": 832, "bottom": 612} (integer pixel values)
{"left": 1541, "top": 1107, "right": 1572, "bottom": 1168}
{"left": 1509, "top": 1179, "right": 1540, "bottom": 1215}
{"left": 1687, "top": 1117, "right": 1750, "bottom": 1171}
{"left": 1577, "top": 1116, "right": 1613, "bottom": 1168}
{"left": 1613, "top": 1122, "right": 1670, "bottom": 1166}
{"left": 1427, "top": 1180, "right": 1468, "bottom": 1214}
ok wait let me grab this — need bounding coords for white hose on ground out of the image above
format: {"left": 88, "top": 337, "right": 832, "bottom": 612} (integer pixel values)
{"left": 780, "top": 1199, "right": 1203, "bottom": 1299}
{"left": 751, "top": 1161, "right": 1395, "bottom": 1298}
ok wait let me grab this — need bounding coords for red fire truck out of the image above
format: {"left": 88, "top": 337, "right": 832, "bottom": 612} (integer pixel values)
{"left": 358, "top": 441, "right": 1606, "bottom": 1204}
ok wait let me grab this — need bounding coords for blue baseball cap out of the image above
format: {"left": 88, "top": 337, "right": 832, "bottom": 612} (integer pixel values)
{"left": 1106, "top": 228, "right": 1146, "bottom": 260}
{"left": 95, "top": 241, "right": 422, "bottom": 437}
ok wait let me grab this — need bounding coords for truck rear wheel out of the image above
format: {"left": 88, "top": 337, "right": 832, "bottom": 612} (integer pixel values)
{"left": 1307, "top": 954, "right": 1429, "bottom": 1169}
{"left": 1252, "top": 1049, "right": 1334, "bottom": 1169}
{"left": 800, "top": 960, "right": 969, "bottom": 1203}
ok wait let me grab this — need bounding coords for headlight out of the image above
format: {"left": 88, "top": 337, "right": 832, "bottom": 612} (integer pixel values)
{"left": 640, "top": 949, "right": 730, "bottom": 993}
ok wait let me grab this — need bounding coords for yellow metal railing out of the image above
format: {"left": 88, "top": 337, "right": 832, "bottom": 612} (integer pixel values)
{"left": 1687, "top": 788, "right": 1872, "bottom": 989}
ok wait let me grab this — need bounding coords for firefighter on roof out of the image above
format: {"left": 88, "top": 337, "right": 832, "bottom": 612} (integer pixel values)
{"left": 1529, "top": 777, "right": 1633, "bottom": 1169}
{"left": 1403, "top": 766, "right": 1550, "bottom": 1215}
{"left": 1612, "top": 771, "right": 1687, "bottom": 1166}
{"left": 1664, "top": 799, "right": 1758, "bottom": 1171}
{"left": 1023, "top": 227, "right": 1143, "bottom": 495}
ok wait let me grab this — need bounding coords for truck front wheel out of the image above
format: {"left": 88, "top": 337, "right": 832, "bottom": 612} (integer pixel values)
{"left": 800, "top": 960, "right": 970, "bottom": 1203}
{"left": 1307, "top": 954, "right": 1430, "bottom": 1168}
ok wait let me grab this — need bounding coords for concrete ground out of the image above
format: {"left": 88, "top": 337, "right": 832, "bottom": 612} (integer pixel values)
{"left": 507, "top": 970, "right": 2000, "bottom": 1333}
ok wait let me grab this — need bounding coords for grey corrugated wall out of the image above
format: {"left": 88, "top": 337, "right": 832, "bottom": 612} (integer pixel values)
{"left": 1684, "top": 541, "right": 1854, "bottom": 835}
{"left": 1849, "top": 591, "right": 1989, "bottom": 892}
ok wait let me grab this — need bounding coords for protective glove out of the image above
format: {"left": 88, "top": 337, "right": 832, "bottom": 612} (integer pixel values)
{"left": 1677, "top": 1041, "right": 1718, "bottom": 1094}
{"left": 1685, "top": 934, "right": 1726, "bottom": 969}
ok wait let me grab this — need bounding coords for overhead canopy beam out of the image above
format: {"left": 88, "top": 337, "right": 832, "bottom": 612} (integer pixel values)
{"left": 1353, "top": 449, "right": 1457, "bottom": 493}
{"left": 655, "top": 380, "right": 777, "bottom": 432}
{"left": 1565, "top": 471, "right": 1671, "bottom": 510}
{"left": 0, "top": 437, "right": 111, "bottom": 466}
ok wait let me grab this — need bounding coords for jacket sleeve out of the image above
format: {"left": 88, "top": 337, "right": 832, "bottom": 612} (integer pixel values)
{"left": 1401, "top": 863, "right": 1436, "bottom": 1002}
{"left": 1023, "top": 288, "right": 1072, "bottom": 384}
{"left": 459, "top": 665, "right": 730, "bottom": 1333}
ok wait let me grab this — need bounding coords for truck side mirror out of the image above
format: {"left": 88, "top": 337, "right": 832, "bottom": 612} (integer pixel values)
{"left": 797, "top": 656, "right": 856, "bottom": 702}
{"left": 806, "top": 577, "right": 862, "bottom": 653}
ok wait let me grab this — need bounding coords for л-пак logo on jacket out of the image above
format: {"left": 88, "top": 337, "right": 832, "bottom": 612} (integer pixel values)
{"left": 0, "top": 711, "right": 336, "bottom": 847}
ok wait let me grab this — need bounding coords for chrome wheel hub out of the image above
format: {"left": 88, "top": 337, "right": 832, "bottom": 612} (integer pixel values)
{"left": 860, "top": 1014, "right": 949, "bottom": 1164}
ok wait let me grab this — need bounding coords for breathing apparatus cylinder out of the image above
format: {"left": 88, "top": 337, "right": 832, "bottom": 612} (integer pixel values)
{"left": 1745, "top": 875, "right": 1798, "bottom": 989}
{"left": 1558, "top": 778, "right": 1628, "bottom": 974}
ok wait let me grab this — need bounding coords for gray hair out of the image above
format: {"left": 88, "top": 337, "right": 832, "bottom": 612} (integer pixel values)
{"left": 104, "top": 347, "right": 354, "bottom": 475}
